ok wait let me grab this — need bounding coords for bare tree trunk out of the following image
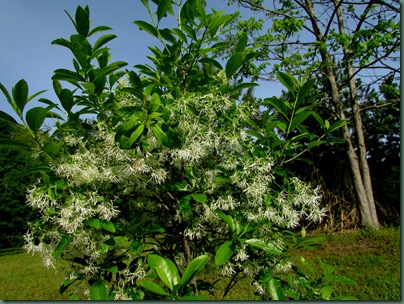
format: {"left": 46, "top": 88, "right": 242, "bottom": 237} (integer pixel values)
{"left": 333, "top": 0, "right": 380, "bottom": 229}
{"left": 303, "top": 0, "right": 380, "bottom": 229}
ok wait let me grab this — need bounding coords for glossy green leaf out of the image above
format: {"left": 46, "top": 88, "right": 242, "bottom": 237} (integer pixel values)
{"left": 268, "top": 278, "right": 284, "bottom": 300}
{"left": 100, "top": 220, "right": 116, "bottom": 233}
{"left": 136, "top": 279, "right": 168, "bottom": 296}
{"left": 191, "top": 193, "right": 207, "bottom": 203}
{"left": 86, "top": 218, "right": 101, "bottom": 229}
{"left": 54, "top": 235, "right": 72, "bottom": 258}
{"left": 148, "top": 255, "right": 180, "bottom": 291}
{"left": 12, "top": 79, "right": 29, "bottom": 114}
{"left": 215, "top": 241, "right": 235, "bottom": 265}
{"left": 75, "top": 6, "right": 90, "bottom": 37}
{"left": 226, "top": 52, "right": 243, "bottom": 79}
{"left": 129, "top": 123, "right": 145, "bottom": 146}
{"left": 327, "top": 120, "right": 346, "bottom": 133}
{"left": 104, "top": 236, "right": 127, "bottom": 247}
{"left": 290, "top": 111, "right": 313, "bottom": 131}
{"left": 88, "top": 25, "right": 113, "bottom": 37}
{"left": 134, "top": 20, "right": 158, "bottom": 38}
{"left": 0, "top": 82, "right": 13, "bottom": 109}
{"left": 321, "top": 284, "right": 333, "bottom": 299}
{"left": 276, "top": 71, "right": 297, "bottom": 94}
{"left": 157, "top": 0, "right": 172, "bottom": 22}
{"left": 93, "top": 34, "right": 117, "bottom": 51}
{"left": 90, "top": 279, "right": 107, "bottom": 300}
{"left": 171, "top": 28, "right": 188, "bottom": 44}
{"left": 95, "top": 61, "right": 128, "bottom": 81}
{"left": 60, "top": 275, "right": 84, "bottom": 295}
{"left": 215, "top": 210, "right": 235, "bottom": 232}
{"left": 179, "top": 255, "right": 209, "bottom": 290}
{"left": 245, "top": 238, "right": 282, "bottom": 254}
{"left": 232, "top": 82, "right": 259, "bottom": 92}
{"left": 43, "top": 141, "right": 61, "bottom": 159}
{"left": 25, "top": 107, "right": 47, "bottom": 136}
{"left": 235, "top": 34, "right": 248, "bottom": 53}
{"left": 59, "top": 88, "right": 74, "bottom": 112}
{"left": 297, "top": 78, "right": 315, "bottom": 103}
{"left": 0, "top": 110, "right": 19, "bottom": 124}
{"left": 307, "top": 140, "right": 326, "bottom": 149}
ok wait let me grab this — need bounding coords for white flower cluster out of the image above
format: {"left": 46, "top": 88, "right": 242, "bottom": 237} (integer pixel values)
{"left": 23, "top": 91, "right": 326, "bottom": 299}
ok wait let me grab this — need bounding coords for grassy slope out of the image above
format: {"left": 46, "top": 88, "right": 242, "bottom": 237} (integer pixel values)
{"left": 0, "top": 227, "right": 400, "bottom": 300}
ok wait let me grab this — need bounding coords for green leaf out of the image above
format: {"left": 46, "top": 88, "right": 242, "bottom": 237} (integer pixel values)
{"left": 90, "top": 279, "right": 107, "bottom": 300}
{"left": 290, "top": 111, "right": 313, "bottom": 131}
{"left": 0, "top": 82, "right": 13, "bottom": 109}
{"left": 95, "top": 61, "right": 128, "bottom": 81}
{"left": 148, "top": 255, "right": 180, "bottom": 291}
{"left": 136, "top": 279, "right": 168, "bottom": 296}
{"left": 215, "top": 210, "right": 235, "bottom": 232}
{"left": 88, "top": 25, "right": 113, "bottom": 37}
{"left": 157, "top": 0, "right": 172, "bottom": 22}
{"left": 129, "top": 123, "right": 145, "bottom": 146}
{"left": 265, "top": 97, "right": 288, "bottom": 120}
{"left": 321, "top": 284, "right": 333, "bottom": 299}
{"left": 171, "top": 28, "right": 188, "bottom": 44}
{"left": 191, "top": 193, "right": 207, "bottom": 203}
{"left": 54, "top": 235, "right": 72, "bottom": 258}
{"left": 60, "top": 275, "right": 84, "bottom": 295}
{"left": 59, "top": 88, "right": 74, "bottom": 113}
{"left": 307, "top": 140, "right": 326, "bottom": 149}
{"left": 43, "top": 141, "right": 61, "bottom": 159}
{"left": 297, "top": 78, "right": 315, "bottom": 103}
{"left": 226, "top": 52, "right": 243, "bottom": 79}
{"left": 245, "top": 239, "right": 282, "bottom": 254}
{"left": 100, "top": 220, "right": 116, "bottom": 233}
{"left": 86, "top": 218, "right": 101, "bottom": 229}
{"left": 235, "top": 34, "right": 248, "bottom": 53}
{"left": 134, "top": 20, "right": 158, "bottom": 38}
{"left": 268, "top": 278, "right": 284, "bottom": 300}
{"left": 179, "top": 195, "right": 192, "bottom": 217}
{"left": 179, "top": 255, "right": 209, "bottom": 290}
{"left": 276, "top": 71, "right": 297, "bottom": 94}
{"left": 93, "top": 34, "right": 117, "bottom": 51}
{"left": 25, "top": 107, "right": 47, "bottom": 136}
{"left": 150, "top": 123, "right": 168, "bottom": 146}
{"left": 75, "top": 6, "right": 90, "bottom": 37}
{"left": 327, "top": 120, "right": 346, "bottom": 134}
{"left": 104, "top": 236, "right": 127, "bottom": 247}
{"left": 232, "top": 82, "right": 259, "bottom": 92}
{"left": 215, "top": 240, "right": 236, "bottom": 265}
{"left": 12, "top": 79, "right": 29, "bottom": 114}
{"left": 284, "top": 288, "right": 300, "bottom": 300}
{"left": 0, "top": 110, "right": 19, "bottom": 124}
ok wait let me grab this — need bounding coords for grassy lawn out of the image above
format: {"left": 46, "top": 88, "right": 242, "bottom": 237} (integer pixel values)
{"left": 0, "top": 226, "right": 400, "bottom": 300}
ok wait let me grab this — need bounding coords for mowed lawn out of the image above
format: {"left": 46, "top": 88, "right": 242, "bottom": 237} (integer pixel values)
{"left": 0, "top": 227, "right": 400, "bottom": 300}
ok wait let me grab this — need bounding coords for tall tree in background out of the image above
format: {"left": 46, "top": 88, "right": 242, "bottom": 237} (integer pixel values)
{"left": 223, "top": 0, "right": 400, "bottom": 229}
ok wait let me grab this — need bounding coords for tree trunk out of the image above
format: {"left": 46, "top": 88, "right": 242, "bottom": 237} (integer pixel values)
{"left": 333, "top": 0, "right": 380, "bottom": 229}
{"left": 303, "top": 0, "right": 380, "bottom": 229}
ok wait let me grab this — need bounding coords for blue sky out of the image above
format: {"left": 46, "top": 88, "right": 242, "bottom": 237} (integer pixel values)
{"left": 0, "top": 0, "right": 283, "bottom": 121}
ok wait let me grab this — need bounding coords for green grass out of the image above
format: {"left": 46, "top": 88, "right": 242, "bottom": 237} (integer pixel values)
{"left": 0, "top": 226, "right": 400, "bottom": 300}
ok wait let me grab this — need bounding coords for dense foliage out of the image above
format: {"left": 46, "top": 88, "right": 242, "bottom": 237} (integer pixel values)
{"left": 0, "top": 1, "right": 358, "bottom": 300}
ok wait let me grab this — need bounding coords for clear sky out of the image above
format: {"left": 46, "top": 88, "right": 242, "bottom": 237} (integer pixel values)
{"left": 0, "top": 0, "right": 282, "bottom": 120}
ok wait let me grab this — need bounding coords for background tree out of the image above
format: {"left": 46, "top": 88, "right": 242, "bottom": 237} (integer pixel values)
{"left": 223, "top": 0, "right": 400, "bottom": 229}
{"left": 0, "top": 119, "right": 40, "bottom": 248}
